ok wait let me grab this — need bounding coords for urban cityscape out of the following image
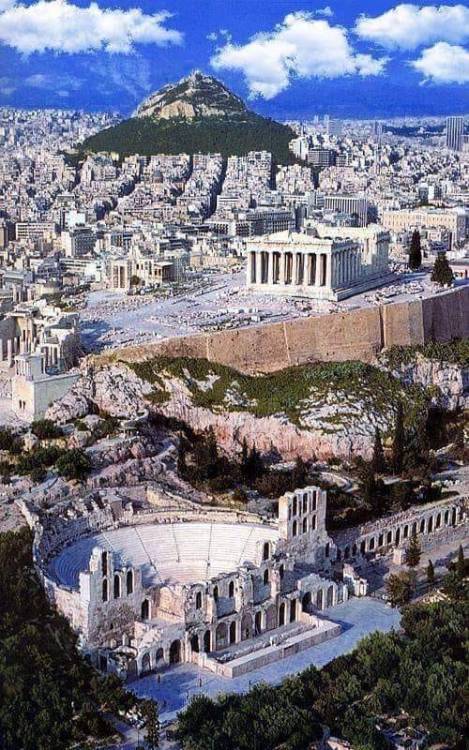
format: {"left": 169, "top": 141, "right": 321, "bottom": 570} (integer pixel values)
{"left": 0, "top": 2, "right": 468, "bottom": 750}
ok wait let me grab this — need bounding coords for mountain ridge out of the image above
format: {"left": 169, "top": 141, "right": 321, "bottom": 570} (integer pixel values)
{"left": 82, "top": 73, "right": 297, "bottom": 163}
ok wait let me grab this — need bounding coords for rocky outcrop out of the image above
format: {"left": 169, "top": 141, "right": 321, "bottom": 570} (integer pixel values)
{"left": 45, "top": 364, "right": 153, "bottom": 423}
{"left": 379, "top": 352, "right": 469, "bottom": 411}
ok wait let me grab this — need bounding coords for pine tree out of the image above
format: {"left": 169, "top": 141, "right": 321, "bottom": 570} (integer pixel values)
{"left": 431, "top": 252, "right": 454, "bottom": 287}
{"left": 292, "top": 456, "right": 307, "bottom": 488}
{"left": 372, "top": 427, "right": 386, "bottom": 474}
{"left": 408, "top": 229, "right": 422, "bottom": 270}
{"left": 427, "top": 559, "right": 435, "bottom": 584}
{"left": 142, "top": 699, "right": 160, "bottom": 749}
{"left": 456, "top": 544, "right": 465, "bottom": 579}
{"left": 392, "top": 402, "right": 405, "bottom": 474}
{"left": 405, "top": 531, "right": 421, "bottom": 568}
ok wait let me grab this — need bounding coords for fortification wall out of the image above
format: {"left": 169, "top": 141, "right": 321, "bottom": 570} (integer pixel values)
{"left": 98, "top": 285, "right": 469, "bottom": 374}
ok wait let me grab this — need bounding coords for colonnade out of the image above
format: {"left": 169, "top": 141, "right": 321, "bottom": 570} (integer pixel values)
{"left": 336, "top": 503, "right": 464, "bottom": 561}
{"left": 248, "top": 247, "right": 363, "bottom": 290}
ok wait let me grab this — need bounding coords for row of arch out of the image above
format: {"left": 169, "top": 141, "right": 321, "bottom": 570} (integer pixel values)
{"left": 102, "top": 570, "right": 134, "bottom": 602}
{"left": 336, "top": 505, "right": 462, "bottom": 561}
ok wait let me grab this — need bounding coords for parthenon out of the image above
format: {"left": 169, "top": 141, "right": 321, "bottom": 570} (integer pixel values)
{"left": 246, "top": 226, "right": 391, "bottom": 301}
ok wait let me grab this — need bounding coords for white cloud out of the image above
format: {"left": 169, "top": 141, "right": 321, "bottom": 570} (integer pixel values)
{"left": 25, "top": 73, "right": 83, "bottom": 91}
{"left": 355, "top": 4, "right": 469, "bottom": 50}
{"left": 211, "top": 12, "right": 387, "bottom": 99}
{"left": 316, "top": 6, "right": 334, "bottom": 18}
{"left": 412, "top": 42, "right": 469, "bottom": 84}
{"left": 0, "top": 0, "right": 183, "bottom": 55}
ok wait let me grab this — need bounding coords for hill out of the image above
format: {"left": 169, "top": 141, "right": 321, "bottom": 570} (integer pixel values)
{"left": 82, "top": 72, "right": 296, "bottom": 163}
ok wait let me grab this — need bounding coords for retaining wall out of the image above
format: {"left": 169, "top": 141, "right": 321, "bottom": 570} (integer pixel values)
{"left": 97, "top": 285, "right": 469, "bottom": 374}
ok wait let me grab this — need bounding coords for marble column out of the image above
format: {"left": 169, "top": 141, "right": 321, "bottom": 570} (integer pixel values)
{"left": 314, "top": 253, "right": 321, "bottom": 286}
{"left": 267, "top": 251, "right": 275, "bottom": 285}
{"left": 256, "top": 251, "right": 263, "bottom": 285}
{"left": 326, "top": 253, "right": 332, "bottom": 289}
{"left": 279, "top": 252, "right": 286, "bottom": 285}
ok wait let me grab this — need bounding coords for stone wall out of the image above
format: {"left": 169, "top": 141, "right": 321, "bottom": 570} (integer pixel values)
{"left": 97, "top": 285, "right": 469, "bottom": 374}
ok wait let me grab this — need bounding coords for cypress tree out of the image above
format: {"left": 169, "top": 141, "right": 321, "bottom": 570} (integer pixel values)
{"left": 405, "top": 531, "right": 421, "bottom": 567}
{"left": 431, "top": 252, "right": 454, "bottom": 287}
{"left": 392, "top": 402, "right": 405, "bottom": 474}
{"left": 456, "top": 544, "right": 465, "bottom": 579}
{"left": 292, "top": 456, "right": 307, "bottom": 488}
{"left": 427, "top": 559, "right": 435, "bottom": 584}
{"left": 372, "top": 426, "right": 386, "bottom": 474}
{"left": 408, "top": 229, "right": 422, "bottom": 270}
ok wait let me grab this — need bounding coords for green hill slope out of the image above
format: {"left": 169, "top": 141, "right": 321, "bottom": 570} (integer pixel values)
{"left": 82, "top": 112, "right": 296, "bottom": 163}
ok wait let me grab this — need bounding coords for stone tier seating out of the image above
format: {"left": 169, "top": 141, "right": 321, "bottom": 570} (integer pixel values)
{"left": 48, "top": 522, "right": 280, "bottom": 589}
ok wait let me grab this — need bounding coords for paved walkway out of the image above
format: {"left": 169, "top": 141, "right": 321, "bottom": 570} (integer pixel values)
{"left": 130, "top": 597, "right": 401, "bottom": 722}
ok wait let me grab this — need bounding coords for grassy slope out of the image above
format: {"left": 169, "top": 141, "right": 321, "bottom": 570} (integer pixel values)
{"left": 82, "top": 114, "right": 296, "bottom": 163}
{"left": 128, "top": 356, "right": 427, "bottom": 432}
{"left": 383, "top": 339, "right": 469, "bottom": 369}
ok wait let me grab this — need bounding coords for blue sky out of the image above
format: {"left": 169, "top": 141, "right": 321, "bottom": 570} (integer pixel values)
{"left": 0, "top": 1, "right": 468, "bottom": 118}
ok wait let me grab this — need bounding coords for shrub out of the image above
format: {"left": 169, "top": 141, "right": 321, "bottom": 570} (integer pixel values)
{"left": 56, "top": 449, "right": 92, "bottom": 481}
{"left": 31, "top": 419, "right": 63, "bottom": 441}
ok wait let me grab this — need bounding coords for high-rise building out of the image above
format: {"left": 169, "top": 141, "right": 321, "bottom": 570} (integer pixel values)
{"left": 446, "top": 116, "right": 464, "bottom": 152}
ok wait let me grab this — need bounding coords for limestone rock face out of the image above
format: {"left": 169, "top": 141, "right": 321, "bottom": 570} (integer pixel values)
{"left": 45, "top": 364, "right": 153, "bottom": 424}
{"left": 135, "top": 71, "right": 247, "bottom": 121}
{"left": 379, "top": 353, "right": 469, "bottom": 411}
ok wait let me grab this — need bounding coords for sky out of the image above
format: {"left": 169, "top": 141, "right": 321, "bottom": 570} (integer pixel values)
{"left": 0, "top": 0, "right": 468, "bottom": 119}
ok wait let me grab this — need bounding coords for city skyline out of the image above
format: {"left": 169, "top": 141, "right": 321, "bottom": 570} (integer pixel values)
{"left": 0, "top": 1, "right": 468, "bottom": 117}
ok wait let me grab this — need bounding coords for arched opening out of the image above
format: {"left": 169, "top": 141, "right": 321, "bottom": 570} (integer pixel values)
{"left": 312, "top": 491, "right": 317, "bottom": 511}
{"left": 229, "top": 621, "right": 236, "bottom": 644}
{"left": 378, "top": 534, "right": 384, "bottom": 547}
{"left": 302, "top": 517, "right": 308, "bottom": 534}
{"left": 254, "top": 611, "right": 262, "bottom": 635}
{"left": 263, "top": 542, "right": 269, "bottom": 561}
{"left": 265, "top": 604, "right": 277, "bottom": 631}
{"left": 369, "top": 537, "right": 375, "bottom": 551}
{"left": 213, "top": 586, "right": 219, "bottom": 601}
{"left": 436, "top": 513, "right": 441, "bottom": 529}
{"left": 279, "top": 602, "right": 286, "bottom": 626}
{"left": 126, "top": 570, "right": 133, "bottom": 596}
{"left": 203, "top": 630, "right": 211, "bottom": 653}
{"left": 387, "top": 530, "right": 392, "bottom": 544}
{"left": 195, "top": 591, "right": 202, "bottom": 609}
{"left": 101, "top": 551, "right": 107, "bottom": 576}
{"left": 263, "top": 569, "right": 269, "bottom": 585}
{"left": 327, "top": 585, "right": 334, "bottom": 608}
{"left": 302, "top": 592, "right": 311, "bottom": 612}
{"left": 216, "top": 623, "right": 228, "bottom": 650}
{"left": 292, "top": 497, "right": 297, "bottom": 515}
{"left": 241, "top": 613, "right": 252, "bottom": 641}
{"left": 102, "top": 578, "right": 108, "bottom": 602}
{"left": 420, "top": 519, "right": 425, "bottom": 533}
{"left": 444, "top": 510, "right": 449, "bottom": 525}
{"left": 452, "top": 508, "right": 457, "bottom": 526}
{"left": 292, "top": 520, "right": 297, "bottom": 537}
{"left": 190, "top": 635, "right": 199, "bottom": 653}
{"left": 395, "top": 528, "right": 400, "bottom": 546}
{"left": 428, "top": 517, "right": 433, "bottom": 533}
{"left": 169, "top": 640, "right": 181, "bottom": 664}
{"left": 403, "top": 525, "right": 409, "bottom": 539}
{"left": 311, "top": 515, "right": 317, "bottom": 530}
{"left": 290, "top": 599, "right": 296, "bottom": 622}
{"left": 412, "top": 522, "right": 417, "bottom": 536}
{"left": 141, "top": 653, "right": 151, "bottom": 674}
{"left": 279, "top": 564, "right": 284, "bottom": 579}
{"left": 113, "top": 574, "right": 120, "bottom": 599}
{"left": 228, "top": 581, "right": 234, "bottom": 598}
{"left": 155, "top": 648, "right": 164, "bottom": 665}
{"left": 141, "top": 599, "right": 150, "bottom": 621}
{"left": 316, "top": 589, "right": 323, "bottom": 610}
{"left": 360, "top": 540, "right": 366, "bottom": 555}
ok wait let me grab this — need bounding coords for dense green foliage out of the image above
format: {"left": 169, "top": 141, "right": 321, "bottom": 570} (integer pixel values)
{"left": 177, "top": 592, "right": 468, "bottom": 750}
{"left": 383, "top": 338, "right": 469, "bottom": 369}
{"left": 31, "top": 419, "right": 64, "bottom": 440}
{"left": 82, "top": 114, "right": 296, "bottom": 163}
{"left": 408, "top": 229, "right": 422, "bottom": 270}
{"left": 431, "top": 252, "right": 454, "bottom": 286}
{"left": 56, "top": 448, "right": 92, "bottom": 480}
{"left": 0, "top": 528, "right": 135, "bottom": 750}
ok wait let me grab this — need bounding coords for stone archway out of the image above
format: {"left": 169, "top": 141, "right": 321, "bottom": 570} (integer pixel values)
{"left": 279, "top": 602, "right": 286, "bottom": 627}
{"left": 316, "top": 589, "right": 323, "bottom": 610}
{"left": 141, "top": 652, "right": 151, "bottom": 674}
{"left": 265, "top": 604, "right": 277, "bottom": 631}
{"left": 241, "top": 613, "right": 253, "bottom": 641}
{"left": 302, "top": 592, "right": 311, "bottom": 612}
{"left": 326, "top": 585, "right": 334, "bottom": 608}
{"left": 254, "top": 611, "right": 262, "bottom": 635}
{"left": 190, "top": 635, "right": 199, "bottom": 653}
{"left": 216, "top": 622, "right": 228, "bottom": 650}
{"left": 203, "top": 630, "right": 211, "bottom": 653}
{"left": 229, "top": 621, "right": 236, "bottom": 644}
{"left": 169, "top": 640, "right": 181, "bottom": 664}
